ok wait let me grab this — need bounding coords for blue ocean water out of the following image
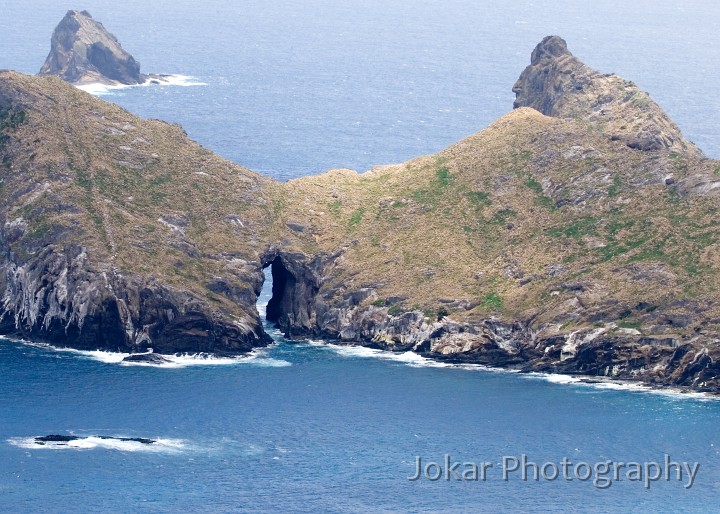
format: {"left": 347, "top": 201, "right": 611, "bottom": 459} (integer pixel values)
{"left": 1, "top": 1, "right": 720, "bottom": 512}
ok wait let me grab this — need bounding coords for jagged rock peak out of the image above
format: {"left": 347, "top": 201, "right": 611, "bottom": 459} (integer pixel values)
{"left": 38, "top": 10, "right": 143, "bottom": 85}
{"left": 513, "top": 35, "right": 702, "bottom": 157}
{"left": 530, "top": 35, "right": 570, "bottom": 64}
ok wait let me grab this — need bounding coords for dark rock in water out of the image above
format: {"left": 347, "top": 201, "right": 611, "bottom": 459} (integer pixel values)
{"left": 99, "top": 436, "right": 155, "bottom": 444}
{"left": 38, "top": 10, "right": 143, "bottom": 85}
{"left": 35, "top": 434, "right": 80, "bottom": 443}
{"left": 121, "top": 352, "right": 172, "bottom": 365}
{"left": 33, "top": 434, "right": 156, "bottom": 445}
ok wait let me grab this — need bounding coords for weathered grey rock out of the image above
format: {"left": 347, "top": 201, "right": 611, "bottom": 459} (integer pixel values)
{"left": 121, "top": 352, "right": 171, "bottom": 365}
{"left": 38, "top": 10, "right": 143, "bottom": 85}
{"left": 512, "top": 35, "right": 702, "bottom": 157}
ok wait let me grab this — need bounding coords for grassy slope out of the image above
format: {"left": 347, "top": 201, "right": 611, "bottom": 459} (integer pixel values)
{"left": 280, "top": 107, "right": 720, "bottom": 340}
{"left": 3, "top": 69, "right": 720, "bottom": 354}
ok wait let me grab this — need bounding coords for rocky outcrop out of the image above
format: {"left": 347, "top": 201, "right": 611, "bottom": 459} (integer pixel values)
{"left": 512, "top": 35, "right": 702, "bottom": 157}
{"left": 33, "top": 435, "right": 156, "bottom": 445}
{"left": 121, "top": 351, "right": 172, "bottom": 365}
{"left": 38, "top": 10, "right": 144, "bottom": 85}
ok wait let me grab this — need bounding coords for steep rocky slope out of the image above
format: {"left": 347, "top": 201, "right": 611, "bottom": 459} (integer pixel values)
{"left": 3, "top": 36, "right": 720, "bottom": 391}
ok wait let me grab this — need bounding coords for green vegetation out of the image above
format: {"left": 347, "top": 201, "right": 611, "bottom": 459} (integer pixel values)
{"left": 436, "top": 167, "right": 452, "bottom": 187}
{"left": 482, "top": 292, "right": 503, "bottom": 311}
{"left": 491, "top": 208, "right": 517, "bottom": 225}
{"left": 387, "top": 304, "right": 404, "bottom": 316}
{"left": 466, "top": 191, "right": 491, "bottom": 207}
{"left": 0, "top": 108, "right": 25, "bottom": 149}
{"left": 348, "top": 207, "right": 365, "bottom": 229}
{"left": 524, "top": 177, "right": 555, "bottom": 209}
{"left": 548, "top": 217, "right": 598, "bottom": 239}
{"left": 328, "top": 200, "right": 342, "bottom": 215}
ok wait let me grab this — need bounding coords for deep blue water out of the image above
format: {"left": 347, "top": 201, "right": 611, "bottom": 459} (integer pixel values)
{"left": 1, "top": 1, "right": 720, "bottom": 512}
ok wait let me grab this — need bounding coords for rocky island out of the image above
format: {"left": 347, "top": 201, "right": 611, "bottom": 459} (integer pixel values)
{"left": 2, "top": 36, "right": 719, "bottom": 392}
{"left": 38, "top": 10, "right": 165, "bottom": 87}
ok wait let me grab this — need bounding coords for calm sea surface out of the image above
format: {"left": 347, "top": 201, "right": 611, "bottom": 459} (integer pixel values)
{"left": 1, "top": 1, "right": 719, "bottom": 511}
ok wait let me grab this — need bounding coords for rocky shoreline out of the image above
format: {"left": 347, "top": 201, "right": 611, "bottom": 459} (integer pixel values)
{"left": 270, "top": 310, "right": 720, "bottom": 395}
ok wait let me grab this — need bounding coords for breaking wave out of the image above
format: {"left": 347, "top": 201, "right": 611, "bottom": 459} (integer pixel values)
{"left": 8, "top": 435, "right": 187, "bottom": 453}
{"left": 305, "top": 341, "right": 452, "bottom": 368}
{"left": 521, "top": 372, "right": 716, "bottom": 401}
{"left": 76, "top": 74, "right": 207, "bottom": 96}
{"left": 9, "top": 340, "right": 291, "bottom": 368}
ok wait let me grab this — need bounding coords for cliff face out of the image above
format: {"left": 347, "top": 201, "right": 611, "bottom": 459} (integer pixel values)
{"left": 3, "top": 36, "right": 720, "bottom": 391}
{"left": 38, "top": 10, "right": 143, "bottom": 85}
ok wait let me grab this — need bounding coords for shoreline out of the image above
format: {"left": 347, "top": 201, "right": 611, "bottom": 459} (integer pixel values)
{"left": 2, "top": 332, "right": 717, "bottom": 400}
{"left": 308, "top": 338, "right": 720, "bottom": 401}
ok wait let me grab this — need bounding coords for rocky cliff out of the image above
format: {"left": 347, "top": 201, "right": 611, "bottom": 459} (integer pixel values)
{"left": 38, "top": 10, "right": 144, "bottom": 85}
{"left": 271, "top": 37, "right": 720, "bottom": 392}
{"left": 4, "top": 36, "right": 720, "bottom": 392}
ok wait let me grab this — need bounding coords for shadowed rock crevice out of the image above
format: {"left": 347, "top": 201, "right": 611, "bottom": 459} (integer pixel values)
{"left": 265, "top": 256, "right": 289, "bottom": 324}
{"left": 262, "top": 252, "right": 321, "bottom": 337}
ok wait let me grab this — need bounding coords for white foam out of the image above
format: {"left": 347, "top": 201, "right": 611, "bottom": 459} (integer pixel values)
{"left": 522, "top": 372, "right": 718, "bottom": 402}
{"left": 527, "top": 373, "right": 582, "bottom": 385}
{"left": 13, "top": 341, "right": 290, "bottom": 368}
{"left": 8, "top": 436, "right": 187, "bottom": 453}
{"left": 305, "top": 341, "right": 453, "bottom": 368}
{"left": 76, "top": 74, "right": 207, "bottom": 96}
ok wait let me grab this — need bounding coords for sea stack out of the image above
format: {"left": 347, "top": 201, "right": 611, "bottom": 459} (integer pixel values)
{"left": 38, "top": 10, "right": 144, "bottom": 85}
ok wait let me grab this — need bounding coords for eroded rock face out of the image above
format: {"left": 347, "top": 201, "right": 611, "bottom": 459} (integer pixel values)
{"left": 512, "top": 35, "right": 702, "bottom": 157}
{"left": 0, "top": 71, "right": 272, "bottom": 356}
{"left": 2, "top": 33, "right": 720, "bottom": 394}
{"left": 38, "top": 10, "right": 143, "bottom": 85}
{"left": 0, "top": 241, "right": 271, "bottom": 354}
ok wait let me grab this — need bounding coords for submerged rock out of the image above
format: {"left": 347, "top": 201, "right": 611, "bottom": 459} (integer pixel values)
{"left": 34, "top": 434, "right": 80, "bottom": 443}
{"left": 38, "top": 10, "right": 143, "bottom": 85}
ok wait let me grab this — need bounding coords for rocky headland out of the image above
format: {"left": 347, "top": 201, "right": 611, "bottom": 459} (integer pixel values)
{"left": 3, "top": 35, "right": 720, "bottom": 392}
